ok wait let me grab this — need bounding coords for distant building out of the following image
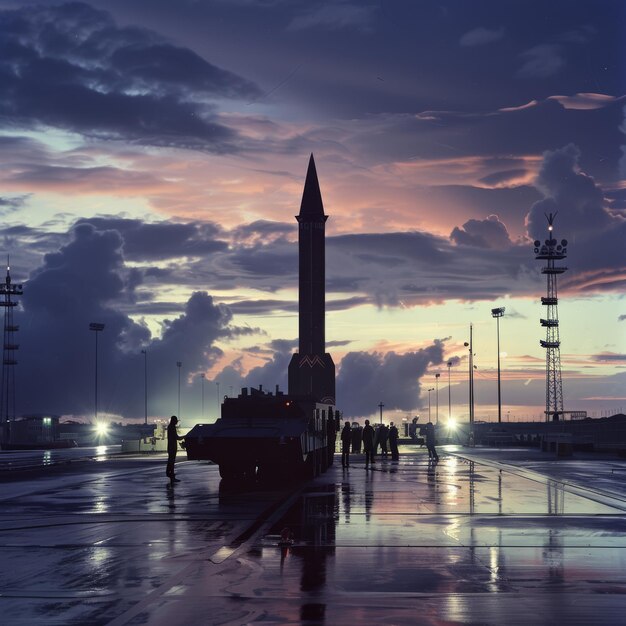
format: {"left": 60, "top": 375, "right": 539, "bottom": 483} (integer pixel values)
{"left": 10, "top": 414, "right": 60, "bottom": 445}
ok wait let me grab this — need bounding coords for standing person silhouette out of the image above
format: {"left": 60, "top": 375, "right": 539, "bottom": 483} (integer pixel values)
{"left": 362, "top": 419, "right": 375, "bottom": 468}
{"left": 388, "top": 422, "right": 399, "bottom": 460}
{"left": 341, "top": 421, "right": 352, "bottom": 467}
{"left": 166, "top": 415, "right": 185, "bottom": 486}
{"left": 425, "top": 421, "right": 439, "bottom": 462}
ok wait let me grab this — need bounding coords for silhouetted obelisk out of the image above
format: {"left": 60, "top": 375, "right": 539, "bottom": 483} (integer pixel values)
{"left": 288, "top": 155, "right": 335, "bottom": 404}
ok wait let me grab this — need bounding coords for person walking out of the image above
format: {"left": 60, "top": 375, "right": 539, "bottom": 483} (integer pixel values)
{"left": 389, "top": 422, "right": 399, "bottom": 460}
{"left": 425, "top": 421, "right": 439, "bottom": 462}
{"left": 341, "top": 421, "right": 352, "bottom": 467}
{"left": 362, "top": 419, "right": 375, "bottom": 468}
{"left": 166, "top": 415, "right": 185, "bottom": 486}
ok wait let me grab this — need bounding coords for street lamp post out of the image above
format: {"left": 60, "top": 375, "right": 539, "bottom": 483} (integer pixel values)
{"left": 491, "top": 307, "right": 505, "bottom": 424}
{"left": 447, "top": 361, "right": 452, "bottom": 422}
{"left": 200, "top": 373, "right": 205, "bottom": 418}
{"left": 427, "top": 387, "right": 434, "bottom": 422}
{"left": 216, "top": 381, "right": 220, "bottom": 419}
{"left": 378, "top": 401, "right": 384, "bottom": 424}
{"left": 176, "top": 361, "right": 182, "bottom": 419}
{"left": 464, "top": 323, "right": 475, "bottom": 445}
{"left": 435, "top": 373, "right": 440, "bottom": 425}
{"left": 141, "top": 349, "right": 147, "bottom": 426}
{"left": 89, "top": 323, "right": 105, "bottom": 423}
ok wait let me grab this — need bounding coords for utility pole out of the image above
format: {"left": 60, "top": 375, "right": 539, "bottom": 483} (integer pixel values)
{"left": 89, "top": 323, "right": 105, "bottom": 423}
{"left": 378, "top": 401, "right": 384, "bottom": 424}
{"left": 200, "top": 373, "right": 205, "bottom": 418}
{"left": 141, "top": 349, "right": 147, "bottom": 426}
{"left": 176, "top": 361, "right": 182, "bottom": 419}
{"left": 435, "top": 373, "right": 440, "bottom": 425}
{"left": 491, "top": 307, "right": 505, "bottom": 423}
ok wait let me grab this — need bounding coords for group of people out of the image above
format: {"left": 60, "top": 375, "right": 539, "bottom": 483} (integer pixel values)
{"left": 340, "top": 418, "right": 439, "bottom": 468}
{"left": 340, "top": 419, "right": 402, "bottom": 468}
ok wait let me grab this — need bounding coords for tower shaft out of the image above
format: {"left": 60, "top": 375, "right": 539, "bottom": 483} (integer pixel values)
{"left": 288, "top": 155, "right": 335, "bottom": 403}
{"left": 297, "top": 211, "right": 326, "bottom": 355}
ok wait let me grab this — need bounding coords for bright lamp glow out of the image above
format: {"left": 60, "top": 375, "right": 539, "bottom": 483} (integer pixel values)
{"left": 447, "top": 418, "right": 457, "bottom": 430}
{"left": 95, "top": 422, "right": 108, "bottom": 436}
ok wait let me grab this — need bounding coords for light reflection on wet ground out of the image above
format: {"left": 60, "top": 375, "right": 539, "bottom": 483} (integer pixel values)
{"left": 0, "top": 446, "right": 625, "bottom": 624}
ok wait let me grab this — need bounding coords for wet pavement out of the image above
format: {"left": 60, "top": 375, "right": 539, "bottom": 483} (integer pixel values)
{"left": 0, "top": 445, "right": 625, "bottom": 624}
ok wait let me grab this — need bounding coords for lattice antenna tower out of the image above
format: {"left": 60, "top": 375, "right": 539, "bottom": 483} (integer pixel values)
{"left": 533, "top": 213, "right": 568, "bottom": 421}
{"left": 0, "top": 257, "right": 23, "bottom": 442}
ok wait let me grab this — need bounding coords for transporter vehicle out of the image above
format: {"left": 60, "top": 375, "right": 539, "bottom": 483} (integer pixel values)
{"left": 184, "top": 385, "right": 338, "bottom": 481}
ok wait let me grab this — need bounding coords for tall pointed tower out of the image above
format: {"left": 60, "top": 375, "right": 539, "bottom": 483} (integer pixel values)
{"left": 533, "top": 213, "right": 568, "bottom": 421}
{"left": 288, "top": 155, "right": 335, "bottom": 403}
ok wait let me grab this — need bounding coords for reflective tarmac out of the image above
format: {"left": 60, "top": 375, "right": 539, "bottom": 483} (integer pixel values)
{"left": 0, "top": 445, "right": 625, "bottom": 624}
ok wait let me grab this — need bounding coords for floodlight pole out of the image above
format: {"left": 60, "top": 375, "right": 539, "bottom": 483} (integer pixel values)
{"left": 141, "top": 349, "right": 148, "bottom": 425}
{"left": 201, "top": 373, "right": 205, "bottom": 418}
{"left": 491, "top": 307, "right": 505, "bottom": 424}
{"left": 435, "top": 373, "right": 440, "bottom": 425}
{"left": 89, "top": 323, "right": 105, "bottom": 423}
{"left": 216, "top": 381, "right": 220, "bottom": 419}
{"left": 176, "top": 361, "right": 182, "bottom": 420}
{"left": 464, "top": 324, "right": 475, "bottom": 445}
{"left": 427, "top": 388, "right": 434, "bottom": 422}
{"left": 447, "top": 361, "right": 452, "bottom": 422}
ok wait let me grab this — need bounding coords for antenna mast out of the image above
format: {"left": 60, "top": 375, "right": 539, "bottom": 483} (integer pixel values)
{"left": 533, "top": 214, "right": 568, "bottom": 421}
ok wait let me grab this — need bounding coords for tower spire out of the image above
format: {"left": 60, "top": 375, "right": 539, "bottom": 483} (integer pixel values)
{"left": 298, "top": 154, "right": 325, "bottom": 219}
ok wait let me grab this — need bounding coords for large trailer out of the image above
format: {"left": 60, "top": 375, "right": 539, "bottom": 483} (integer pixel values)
{"left": 184, "top": 386, "right": 338, "bottom": 481}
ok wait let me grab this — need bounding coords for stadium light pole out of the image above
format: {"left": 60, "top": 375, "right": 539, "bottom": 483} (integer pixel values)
{"left": 491, "top": 307, "right": 505, "bottom": 424}
{"left": 89, "top": 323, "right": 105, "bottom": 423}
{"left": 176, "top": 361, "right": 182, "bottom": 420}
{"left": 141, "top": 349, "right": 147, "bottom": 426}
{"left": 435, "top": 373, "right": 440, "bottom": 425}
{"left": 464, "top": 323, "right": 475, "bottom": 445}
{"left": 447, "top": 361, "right": 452, "bottom": 422}
{"left": 216, "top": 381, "right": 220, "bottom": 419}
{"left": 200, "top": 373, "right": 205, "bottom": 418}
{"left": 427, "top": 387, "right": 434, "bottom": 422}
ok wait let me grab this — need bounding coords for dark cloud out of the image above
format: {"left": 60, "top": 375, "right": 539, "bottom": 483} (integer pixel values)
{"left": 0, "top": 195, "right": 28, "bottom": 214}
{"left": 450, "top": 215, "right": 513, "bottom": 249}
{"left": 226, "top": 299, "right": 298, "bottom": 315}
{"left": 16, "top": 222, "right": 235, "bottom": 419}
{"left": 591, "top": 352, "right": 626, "bottom": 363}
{"left": 336, "top": 341, "right": 446, "bottom": 416}
{"left": 526, "top": 144, "right": 625, "bottom": 293}
{"left": 76, "top": 217, "right": 227, "bottom": 261}
{"left": 0, "top": 2, "right": 260, "bottom": 152}
{"left": 9, "top": 164, "right": 170, "bottom": 192}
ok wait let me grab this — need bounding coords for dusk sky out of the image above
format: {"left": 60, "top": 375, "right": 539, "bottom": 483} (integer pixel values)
{"left": 0, "top": 0, "right": 624, "bottom": 425}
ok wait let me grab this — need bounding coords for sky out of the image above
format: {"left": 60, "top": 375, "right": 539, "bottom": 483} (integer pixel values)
{"left": 0, "top": 0, "right": 624, "bottom": 425}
